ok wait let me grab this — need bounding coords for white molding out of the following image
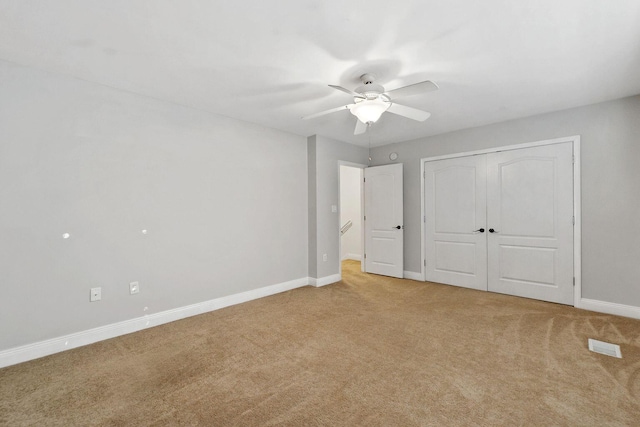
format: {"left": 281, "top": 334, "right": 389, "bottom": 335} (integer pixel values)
{"left": 420, "top": 158, "right": 426, "bottom": 281}
{"left": 403, "top": 271, "right": 423, "bottom": 281}
{"left": 0, "top": 277, "right": 309, "bottom": 369}
{"left": 311, "top": 274, "right": 341, "bottom": 288}
{"left": 342, "top": 253, "right": 361, "bottom": 261}
{"left": 338, "top": 160, "right": 368, "bottom": 169}
{"left": 420, "top": 135, "right": 582, "bottom": 164}
{"left": 576, "top": 298, "right": 640, "bottom": 320}
{"left": 573, "top": 137, "right": 582, "bottom": 305}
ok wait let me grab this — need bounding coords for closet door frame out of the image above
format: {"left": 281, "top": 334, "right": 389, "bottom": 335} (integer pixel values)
{"left": 420, "top": 135, "right": 581, "bottom": 307}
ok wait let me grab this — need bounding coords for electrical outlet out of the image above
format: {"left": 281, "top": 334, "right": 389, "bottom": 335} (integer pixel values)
{"left": 90, "top": 287, "right": 101, "bottom": 302}
{"left": 129, "top": 281, "right": 139, "bottom": 295}
{"left": 323, "top": 253, "right": 327, "bottom": 262}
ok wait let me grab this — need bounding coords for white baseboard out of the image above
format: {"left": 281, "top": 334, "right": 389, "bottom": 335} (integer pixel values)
{"left": 576, "top": 298, "right": 640, "bottom": 320}
{"left": 403, "top": 271, "right": 423, "bottom": 281}
{"left": 0, "top": 277, "right": 309, "bottom": 369}
{"left": 13, "top": 275, "right": 633, "bottom": 369}
{"left": 341, "top": 253, "right": 361, "bottom": 261}
{"left": 309, "top": 274, "right": 341, "bottom": 288}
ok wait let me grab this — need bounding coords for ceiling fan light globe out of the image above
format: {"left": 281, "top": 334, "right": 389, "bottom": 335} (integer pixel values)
{"left": 349, "top": 98, "right": 390, "bottom": 124}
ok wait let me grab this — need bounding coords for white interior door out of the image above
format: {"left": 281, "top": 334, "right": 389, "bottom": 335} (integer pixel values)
{"left": 486, "top": 142, "right": 574, "bottom": 304}
{"left": 424, "top": 155, "right": 488, "bottom": 290}
{"left": 364, "top": 164, "right": 403, "bottom": 278}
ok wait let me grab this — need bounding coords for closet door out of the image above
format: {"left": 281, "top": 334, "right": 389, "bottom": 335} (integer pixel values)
{"left": 424, "top": 155, "right": 487, "bottom": 290}
{"left": 486, "top": 142, "right": 574, "bottom": 305}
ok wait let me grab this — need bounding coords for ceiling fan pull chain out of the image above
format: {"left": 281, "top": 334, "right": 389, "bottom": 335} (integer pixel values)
{"left": 368, "top": 125, "right": 372, "bottom": 165}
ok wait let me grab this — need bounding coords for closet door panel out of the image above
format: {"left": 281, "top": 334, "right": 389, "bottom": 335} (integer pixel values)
{"left": 486, "top": 142, "right": 574, "bottom": 305}
{"left": 424, "top": 155, "right": 487, "bottom": 290}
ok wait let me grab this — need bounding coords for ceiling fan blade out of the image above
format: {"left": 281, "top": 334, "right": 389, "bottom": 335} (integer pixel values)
{"left": 387, "top": 103, "right": 431, "bottom": 121}
{"left": 302, "top": 104, "right": 353, "bottom": 120}
{"left": 384, "top": 80, "right": 438, "bottom": 99}
{"left": 329, "top": 85, "right": 366, "bottom": 99}
{"left": 354, "top": 119, "right": 368, "bottom": 135}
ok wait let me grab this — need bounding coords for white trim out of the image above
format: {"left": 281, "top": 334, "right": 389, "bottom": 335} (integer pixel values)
{"left": 403, "top": 271, "right": 423, "bottom": 281}
{"left": 310, "top": 274, "right": 342, "bottom": 288}
{"left": 420, "top": 159, "right": 426, "bottom": 281}
{"left": 420, "top": 135, "right": 582, "bottom": 306}
{"left": 342, "top": 253, "right": 361, "bottom": 261}
{"left": 577, "top": 298, "right": 640, "bottom": 320}
{"left": 338, "top": 160, "right": 368, "bottom": 169}
{"left": 573, "top": 138, "right": 582, "bottom": 305}
{"left": 0, "top": 277, "right": 309, "bottom": 369}
{"left": 421, "top": 135, "right": 581, "bottom": 163}
{"left": 361, "top": 171, "right": 366, "bottom": 273}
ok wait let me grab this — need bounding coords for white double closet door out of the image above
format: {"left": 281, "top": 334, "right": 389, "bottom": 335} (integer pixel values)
{"left": 424, "top": 142, "right": 574, "bottom": 305}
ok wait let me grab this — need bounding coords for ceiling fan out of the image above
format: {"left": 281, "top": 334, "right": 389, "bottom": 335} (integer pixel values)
{"left": 303, "top": 73, "right": 438, "bottom": 135}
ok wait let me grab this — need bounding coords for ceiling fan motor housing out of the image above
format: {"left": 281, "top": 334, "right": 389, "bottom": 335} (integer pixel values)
{"left": 355, "top": 74, "right": 385, "bottom": 100}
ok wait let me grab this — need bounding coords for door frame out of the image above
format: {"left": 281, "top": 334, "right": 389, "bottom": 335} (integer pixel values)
{"left": 420, "top": 135, "right": 582, "bottom": 306}
{"left": 338, "top": 161, "right": 367, "bottom": 276}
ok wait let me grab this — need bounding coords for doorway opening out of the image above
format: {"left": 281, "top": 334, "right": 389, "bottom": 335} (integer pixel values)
{"left": 339, "top": 163, "right": 365, "bottom": 277}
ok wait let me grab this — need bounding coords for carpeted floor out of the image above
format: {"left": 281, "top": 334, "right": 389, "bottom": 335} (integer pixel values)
{"left": 1, "top": 260, "right": 639, "bottom": 426}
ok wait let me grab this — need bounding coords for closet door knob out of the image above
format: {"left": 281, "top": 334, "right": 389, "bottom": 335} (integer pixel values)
{"left": 473, "top": 228, "right": 485, "bottom": 233}
{"left": 394, "top": 225, "right": 402, "bottom": 229}
{"left": 489, "top": 228, "right": 499, "bottom": 233}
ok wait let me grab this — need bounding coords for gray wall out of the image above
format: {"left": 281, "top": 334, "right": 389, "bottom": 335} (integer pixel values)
{"left": 4, "top": 54, "right": 637, "bottom": 353}
{"left": 0, "top": 60, "right": 308, "bottom": 351}
{"left": 308, "top": 135, "right": 368, "bottom": 279}
{"left": 371, "top": 95, "right": 640, "bottom": 307}
{"left": 307, "top": 136, "right": 318, "bottom": 278}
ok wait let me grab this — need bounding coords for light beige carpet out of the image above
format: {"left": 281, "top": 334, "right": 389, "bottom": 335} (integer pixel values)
{"left": 1, "top": 260, "right": 639, "bottom": 426}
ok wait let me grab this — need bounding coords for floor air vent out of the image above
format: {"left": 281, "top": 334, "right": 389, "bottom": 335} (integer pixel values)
{"left": 588, "top": 338, "right": 622, "bottom": 358}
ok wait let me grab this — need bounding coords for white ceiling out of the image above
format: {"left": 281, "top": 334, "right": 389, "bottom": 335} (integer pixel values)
{"left": 1, "top": 0, "right": 639, "bottom": 147}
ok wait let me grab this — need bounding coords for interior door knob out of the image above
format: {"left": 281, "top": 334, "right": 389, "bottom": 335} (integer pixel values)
{"left": 489, "top": 228, "right": 499, "bottom": 233}
{"left": 394, "top": 225, "right": 402, "bottom": 229}
{"left": 473, "top": 228, "right": 485, "bottom": 233}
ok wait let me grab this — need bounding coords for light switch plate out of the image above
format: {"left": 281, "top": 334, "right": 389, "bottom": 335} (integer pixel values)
{"left": 90, "top": 287, "right": 101, "bottom": 302}
{"left": 129, "top": 281, "right": 140, "bottom": 295}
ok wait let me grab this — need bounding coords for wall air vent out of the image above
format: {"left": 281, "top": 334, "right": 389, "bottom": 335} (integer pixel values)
{"left": 588, "top": 338, "right": 622, "bottom": 358}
